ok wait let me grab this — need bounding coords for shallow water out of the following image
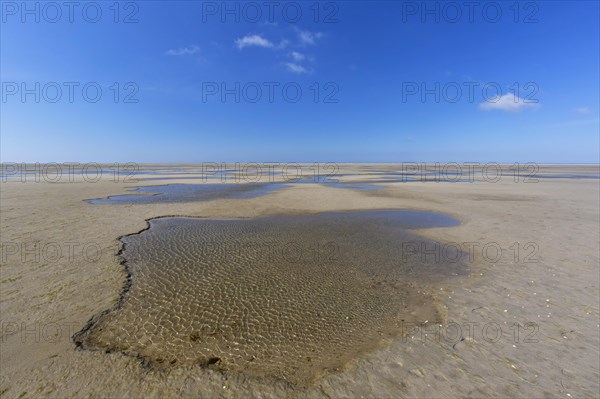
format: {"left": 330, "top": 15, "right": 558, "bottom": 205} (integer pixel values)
{"left": 87, "top": 183, "right": 287, "bottom": 204}
{"left": 533, "top": 174, "right": 600, "bottom": 179}
{"left": 291, "top": 177, "right": 385, "bottom": 191}
{"left": 75, "top": 210, "right": 468, "bottom": 385}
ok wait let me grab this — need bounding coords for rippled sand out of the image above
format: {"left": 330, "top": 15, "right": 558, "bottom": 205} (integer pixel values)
{"left": 75, "top": 211, "right": 468, "bottom": 384}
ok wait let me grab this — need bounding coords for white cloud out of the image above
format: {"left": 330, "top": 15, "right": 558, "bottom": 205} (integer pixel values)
{"left": 576, "top": 107, "right": 592, "bottom": 115}
{"left": 290, "top": 51, "right": 305, "bottom": 61}
{"left": 479, "top": 94, "right": 540, "bottom": 112}
{"left": 164, "top": 45, "right": 200, "bottom": 56}
{"left": 235, "top": 34, "right": 274, "bottom": 49}
{"left": 295, "top": 28, "right": 323, "bottom": 45}
{"left": 284, "top": 62, "right": 309, "bottom": 74}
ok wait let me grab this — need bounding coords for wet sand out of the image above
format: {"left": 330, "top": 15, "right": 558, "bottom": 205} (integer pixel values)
{"left": 0, "top": 164, "right": 598, "bottom": 398}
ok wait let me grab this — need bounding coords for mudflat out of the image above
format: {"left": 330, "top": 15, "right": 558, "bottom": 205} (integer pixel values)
{"left": 0, "top": 164, "right": 598, "bottom": 398}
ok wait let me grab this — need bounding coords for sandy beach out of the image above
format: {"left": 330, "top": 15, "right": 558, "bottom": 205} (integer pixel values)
{"left": 0, "top": 164, "right": 598, "bottom": 398}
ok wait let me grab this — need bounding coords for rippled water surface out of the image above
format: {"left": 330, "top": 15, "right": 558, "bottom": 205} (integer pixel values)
{"left": 75, "top": 210, "right": 468, "bottom": 384}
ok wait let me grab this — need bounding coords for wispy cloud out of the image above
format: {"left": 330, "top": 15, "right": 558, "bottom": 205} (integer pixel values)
{"left": 479, "top": 94, "right": 540, "bottom": 112}
{"left": 164, "top": 45, "right": 200, "bottom": 56}
{"left": 295, "top": 28, "right": 323, "bottom": 46}
{"left": 576, "top": 107, "right": 592, "bottom": 115}
{"left": 290, "top": 51, "right": 305, "bottom": 61}
{"left": 235, "top": 34, "right": 274, "bottom": 49}
{"left": 235, "top": 31, "right": 319, "bottom": 73}
{"left": 284, "top": 62, "right": 309, "bottom": 74}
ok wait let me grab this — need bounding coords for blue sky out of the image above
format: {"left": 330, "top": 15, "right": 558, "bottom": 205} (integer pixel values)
{"left": 1, "top": 0, "right": 599, "bottom": 163}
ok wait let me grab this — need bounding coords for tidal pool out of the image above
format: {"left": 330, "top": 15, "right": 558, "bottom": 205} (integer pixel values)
{"left": 87, "top": 183, "right": 287, "bottom": 204}
{"left": 74, "top": 210, "right": 468, "bottom": 384}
